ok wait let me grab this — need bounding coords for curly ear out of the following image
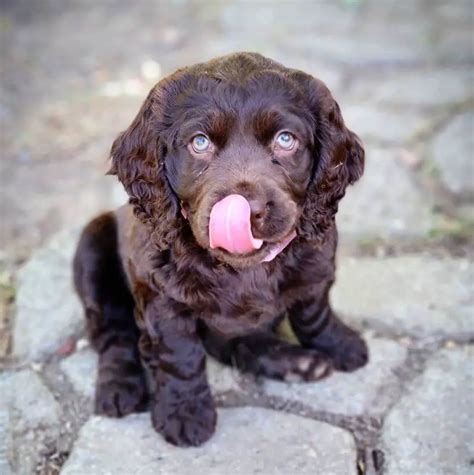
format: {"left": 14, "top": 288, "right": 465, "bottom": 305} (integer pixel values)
{"left": 108, "top": 83, "right": 182, "bottom": 250}
{"left": 293, "top": 73, "right": 365, "bottom": 242}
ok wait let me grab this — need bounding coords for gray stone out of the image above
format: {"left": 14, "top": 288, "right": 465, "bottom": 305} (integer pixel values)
{"left": 0, "top": 369, "right": 61, "bottom": 475}
{"left": 0, "top": 407, "right": 12, "bottom": 475}
{"left": 458, "top": 203, "right": 474, "bottom": 223}
{"left": 383, "top": 347, "right": 474, "bottom": 475}
{"left": 211, "top": 4, "right": 472, "bottom": 68}
{"left": 0, "top": 369, "right": 61, "bottom": 433}
{"left": 349, "top": 68, "right": 474, "bottom": 106}
{"left": 332, "top": 256, "right": 473, "bottom": 337}
{"left": 354, "top": 5, "right": 473, "bottom": 63}
{"left": 60, "top": 349, "right": 98, "bottom": 399}
{"left": 343, "top": 103, "right": 430, "bottom": 144}
{"left": 14, "top": 229, "right": 84, "bottom": 360}
{"left": 207, "top": 356, "right": 244, "bottom": 394}
{"left": 337, "top": 148, "right": 435, "bottom": 238}
{"left": 59, "top": 350, "right": 244, "bottom": 401}
{"left": 264, "top": 336, "right": 407, "bottom": 416}
{"left": 62, "top": 408, "right": 357, "bottom": 475}
{"left": 431, "top": 111, "right": 474, "bottom": 196}
{"left": 285, "top": 30, "right": 428, "bottom": 66}
{"left": 433, "top": 15, "right": 474, "bottom": 63}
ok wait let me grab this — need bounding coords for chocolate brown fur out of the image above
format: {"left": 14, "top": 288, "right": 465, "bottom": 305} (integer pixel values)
{"left": 73, "top": 52, "right": 368, "bottom": 447}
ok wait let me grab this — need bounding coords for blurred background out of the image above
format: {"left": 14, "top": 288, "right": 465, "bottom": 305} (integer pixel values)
{"left": 1, "top": 0, "right": 473, "bottom": 356}
{"left": 0, "top": 0, "right": 473, "bottom": 361}
{"left": 0, "top": 1, "right": 473, "bottom": 474}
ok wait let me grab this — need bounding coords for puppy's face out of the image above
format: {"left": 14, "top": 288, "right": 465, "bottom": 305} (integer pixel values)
{"left": 164, "top": 75, "right": 315, "bottom": 267}
{"left": 111, "top": 53, "right": 364, "bottom": 266}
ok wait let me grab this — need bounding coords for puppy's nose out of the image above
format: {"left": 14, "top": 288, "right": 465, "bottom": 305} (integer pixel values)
{"left": 249, "top": 199, "right": 270, "bottom": 234}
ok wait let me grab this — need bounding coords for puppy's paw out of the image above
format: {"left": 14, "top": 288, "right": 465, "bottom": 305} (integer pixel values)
{"left": 256, "top": 347, "right": 333, "bottom": 382}
{"left": 152, "top": 390, "right": 217, "bottom": 447}
{"left": 283, "top": 351, "right": 333, "bottom": 382}
{"left": 95, "top": 378, "right": 148, "bottom": 417}
{"left": 331, "top": 333, "right": 369, "bottom": 372}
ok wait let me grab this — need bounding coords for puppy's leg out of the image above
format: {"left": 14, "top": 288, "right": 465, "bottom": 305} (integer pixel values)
{"left": 200, "top": 326, "right": 332, "bottom": 382}
{"left": 288, "top": 286, "right": 368, "bottom": 372}
{"left": 73, "top": 213, "right": 148, "bottom": 416}
{"left": 140, "top": 303, "right": 216, "bottom": 447}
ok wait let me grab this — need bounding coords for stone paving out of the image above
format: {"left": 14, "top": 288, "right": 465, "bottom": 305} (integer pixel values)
{"left": 1, "top": 1, "right": 473, "bottom": 474}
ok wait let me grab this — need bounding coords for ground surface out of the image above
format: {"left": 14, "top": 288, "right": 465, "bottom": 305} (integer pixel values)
{"left": 0, "top": 1, "right": 473, "bottom": 474}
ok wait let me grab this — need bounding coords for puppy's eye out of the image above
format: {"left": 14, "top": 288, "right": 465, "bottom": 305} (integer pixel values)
{"left": 275, "top": 132, "right": 296, "bottom": 150}
{"left": 191, "top": 134, "right": 211, "bottom": 153}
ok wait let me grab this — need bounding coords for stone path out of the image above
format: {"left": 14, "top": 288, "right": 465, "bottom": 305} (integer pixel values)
{"left": 1, "top": 1, "right": 473, "bottom": 474}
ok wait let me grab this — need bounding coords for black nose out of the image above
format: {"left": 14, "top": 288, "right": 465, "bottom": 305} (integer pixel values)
{"left": 249, "top": 199, "right": 271, "bottom": 234}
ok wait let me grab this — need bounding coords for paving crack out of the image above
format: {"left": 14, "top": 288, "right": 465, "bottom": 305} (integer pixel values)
{"left": 32, "top": 362, "right": 92, "bottom": 475}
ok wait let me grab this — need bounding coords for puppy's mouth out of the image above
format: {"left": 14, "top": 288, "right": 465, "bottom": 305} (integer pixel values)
{"left": 259, "top": 230, "right": 297, "bottom": 262}
{"left": 209, "top": 229, "right": 296, "bottom": 266}
{"left": 207, "top": 194, "right": 296, "bottom": 263}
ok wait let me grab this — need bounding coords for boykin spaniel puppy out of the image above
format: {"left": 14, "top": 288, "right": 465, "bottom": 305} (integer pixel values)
{"left": 73, "top": 52, "right": 368, "bottom": 447}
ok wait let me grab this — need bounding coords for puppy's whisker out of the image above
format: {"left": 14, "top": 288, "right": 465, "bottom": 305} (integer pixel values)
{"left": 271, "top": 157, "right": 292, "bottom": 180}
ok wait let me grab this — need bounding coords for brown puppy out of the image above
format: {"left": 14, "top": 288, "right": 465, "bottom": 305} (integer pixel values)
{"left": 73, "top": 52, "right": 368, "bottom": 447}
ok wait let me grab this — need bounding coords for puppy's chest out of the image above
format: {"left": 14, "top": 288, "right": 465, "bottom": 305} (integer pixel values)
{"left": 167, "top": 264, "right": 284, "bottom": 333}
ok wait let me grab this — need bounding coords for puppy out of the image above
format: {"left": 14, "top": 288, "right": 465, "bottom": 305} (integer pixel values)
{"left": 73, "top": 52, "right": 368, "bottom": 447}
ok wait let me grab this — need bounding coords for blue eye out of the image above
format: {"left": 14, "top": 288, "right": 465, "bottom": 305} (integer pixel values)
{"left": 276, "top": 132, "right": 296, "bottom": 150}
{"left": 191, "top": 134, "right": 211, "bottom": 153}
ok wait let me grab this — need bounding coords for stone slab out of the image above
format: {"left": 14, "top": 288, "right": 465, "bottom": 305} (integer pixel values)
{"left": 59, "top": 350, "right": 244, "bottom": 401}
{"left": 349, "top": 68, "right": 474, "bottom": 106}
{"left": 62, "top": 408, "right": 357, "bottom": 475}
{"left": 0, "top": 369, "right": 61, "bottom": 475}
{"left": 14, "top": 229, "right": 84, "bottom": 361}
{"left": 337, "top": 148, "right": 435, "bottom": 238}
{"left": 343, "top": 104, "right": 430, "bottom": 144}
{"left": 0, "top": 369, "right": 61, "bottom": 433}
{"left": 285, "top": 30, "right": 430, "bottom": 66}
{"left": 431, "top": 111, "right": 474, "bottom": 196}
{"left": 383, "top": 347, "right": 474, "bottom": 475}
{"left": 332, "top": 256, "right": 473, "bottom": 338}
{"left": 60, "top": 349, "right": 98, "bottom": 400}
{"left": 0, "top": 407, "right": 12, "bottom": 475}
{"left": 264, "top": 336, "right": 407, "bottom": 416}
{"left": 207, "top": 356, "right": 245, "bottom": 394}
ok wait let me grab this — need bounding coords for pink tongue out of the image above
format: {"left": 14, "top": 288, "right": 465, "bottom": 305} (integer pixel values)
{"left": 209, "top": 194, "right": 263, "bottom": 254}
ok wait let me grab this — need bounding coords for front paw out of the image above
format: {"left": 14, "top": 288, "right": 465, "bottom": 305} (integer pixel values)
{"left": 95, "top": 377, "right": 149, "bottom": 417}
{"left": 331, "top": 332, "right": 369, "bottom": 372}
{"left": 152, "top": 388, "right": 217, "bottom": 447}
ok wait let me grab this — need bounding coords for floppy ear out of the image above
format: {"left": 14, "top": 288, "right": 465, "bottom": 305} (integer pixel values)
{"left": 108, "top": 82, "right": 181, "bottom": 250}
{"left": 292, "top": 73, "right": 365, "bottom": 242}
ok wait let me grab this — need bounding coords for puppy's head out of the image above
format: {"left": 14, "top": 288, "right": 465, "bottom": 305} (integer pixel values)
{"left": 110, "top": 53, "right": 364, "bottom": 267}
